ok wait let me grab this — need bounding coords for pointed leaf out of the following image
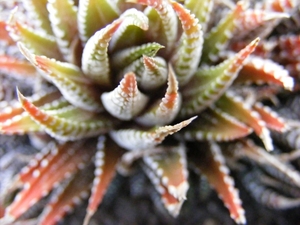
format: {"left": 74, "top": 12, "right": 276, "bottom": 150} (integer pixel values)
{"left": 180, "top": 38, "right": 259, "bottom": 118}
{"left": 170, "top": 1, "right": 203, "bottom": 86}
{"left": 235, "top": 139, "right": 300, "bottom": 188}
{"left": 81, "top": 19, "right": 122, "bottom": 86}
{"left": 216, "top": 92, "right": 273, "bottom": 151}
{"left": 22, "top": 0, "right": 53, "bottom": 35}
{"left": 4, "top": 141, "right": 96, "bottom": 222}
{"left": 0, "top": 89, "right": 61, "bottom": 123}
{"left": 201, "top": 1, "right": 245, "bottom": 63}
{"left": 83, "top": 136, "right": 123, "bottom": 225}
{"left": 181, "top": 107, "right": 252, "bottom": 142}
{"left": 111, "top": 42, "right": 164, "bottom": 71}
{"left": 0, "top": 112, "right": 41, "bottom": 135}
{"left": 17, "top": 90, "right": 116, "bottom": 141}
{"left": 47, "top": 0, "right": 78, "bottom": 62}
{"left": 7, "top": 11, "right": 62, "bottom": 59}
{"left": 110, "top": 116, "right": 196, "bottom": 151}
{"left": 142, "top": 161, "right": 184, "bottom": 217}
{"left": 253, "top": 102, "right": 288, "bottom": 132}
{"left": 236, "top": 56, "right": 294, "bottom": 90}
{"left": 18, "top": 43, "right": 103, "bottom": 112}
{"left": 184, "top": 0, "right": 214, "bottom": 32}
{"left": 139, "top": 56, "right": 168, "bottom": 91}
{"left": 128, "top": 0, "right": 178, "bottom": 52}
{"left": 143, "top": 144, "right": 189, "bottom": 201}
{"left": 235, "top": 9, "right": 289, "bottom": 38}
{"left": 101, "top": 72, "right": 149, "bottom": 121}
{"left": 0, "top": 55, "right": 36, "bottom": 78}
{"left": 78, "top": 0, "right": 119, "bottom": 42}
{"left": 190, "top": 142, "right": 246, "bottom": 224}
{"left": 136, "top": 65, "right": 181, "bottom": 126}
{"left": 38, "top": 164, "right": 93, "bottom": 225}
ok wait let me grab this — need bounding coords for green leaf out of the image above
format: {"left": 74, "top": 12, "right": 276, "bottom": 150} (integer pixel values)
{"left": 47, "top": 0, "right": 79, "bottom": 62}
{"left": 78, "top": 0, "right": 119, "bottom": 42}
{"left": 180, "top": 38, "right": 259, "bottom": 118}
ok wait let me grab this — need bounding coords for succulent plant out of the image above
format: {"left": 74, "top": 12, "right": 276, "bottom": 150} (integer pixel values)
{"left": 0, "top": 0, "right": 300, "bottom": 224}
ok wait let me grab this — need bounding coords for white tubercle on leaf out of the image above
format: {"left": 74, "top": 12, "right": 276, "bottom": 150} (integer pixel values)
{"left": 136, "top": 64, "right": 181, "bottom": 126}
{"left": 101, "top": 72, "right": 149, "bottom": 121}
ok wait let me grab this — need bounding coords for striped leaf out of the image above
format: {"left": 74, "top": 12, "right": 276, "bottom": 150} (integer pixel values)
{"left": 83, "top": 136, "right": 123, "bottom": 225}
{"left": 78, "top": 0, "right": 119, "bottom": 42}
{"left": 81, "top": 19, "right": 122, "bottom": 86}
{"left": 18, "top": 43, "right": 103, "bottom": 112}
{"left": 190, "top": 142, "right": 246, "bottom": 224}
{"left": 47, "top": 0, "right": 78, "bottom": 62}
{"left": 3, "top": 140, "right": 96, "bottom": 223}
{"left": 22, "top": 0, "right": 52, "bottom": 35}
{"left": 110, "top": 116, "right": 196, "bottom": 151}
{"left": 136, "top": 65, "right": 181, "bottom": 126}
{"left": 17, "top": 90, "right": 117, "bottom": 141}
{"left": 181, "top": 107, "right": 252, "bottom": 142}
{"left": 170, "top": 1, "right": 203, "bottom": 86}
{"left": 101, "top": 72, "right": 149, "bottom": 121}
{"left": 201, "top": 1, "right": 245, "bottom": 63}
{"left": 180, "top": 38, "right": 259, "bottom": 118}
{"left": 129, "top": 0, "right": 178, "bottom": 52}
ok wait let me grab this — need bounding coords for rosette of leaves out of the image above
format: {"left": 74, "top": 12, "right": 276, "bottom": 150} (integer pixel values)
{"left": 0, "top": 0, "right": 300, "bottom": 224}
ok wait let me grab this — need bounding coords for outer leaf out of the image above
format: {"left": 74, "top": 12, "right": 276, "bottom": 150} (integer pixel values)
{"left": 201, "top": 1, "right": 245, "bottom": 63}
{"left": 7, "top": 16, "right": 62, "bottom": 59}
{"left": 22, "top": 0, "right": 53, "bottom": 35}
{"left": 18, "top": 43, "right": 103, "bottom": 112}
{"left": 101, "top": 72, "right": 149, "bottom": 121}
{"left": 143, "top": 144, "right": 189, "bottom": 201}
{"left": 236, "top": 56, "right": 294, "bottom": 90}
{"left": 181, "top": 107, "right": 252, "bottom": 141}
{"left": 180, "top": 38, "right": 259, "bottom": 118}
{"left": 3, "top": 140, "right": 96, "bottom": 223}
{"left": 38, "top": 164, "right": 93, "bottom": 225}
{"left": 136, "top": 65, "right": 181, "bottom": 126}
{"left": 233, "top": 139, "right": 300, "bottom": 188}
{"left": 0, "top": 111, "right": 41, "bottom": 135}
{"left": 184, "top": 0, "right": 213, "bottom": 32}
{"left": 17, "top": 90, "right": 116, "bottom": 141}
{"left": 81, "top": 19, "right": 122, "bottom": 86}
{"left": 190, "top": 142, "right": 246, "bottom": 224}
{"left": 253, "top": 102, "right": 288, "bottom": 132}
{"left": 216, "top": 92, "right": 273, "bottom": 151}
{"left": 110, "top": 116, "right": 197, "bottom": 151}
{"left": 235, "top": 9, "right": 288, "bottom": 39}
{"left": 0, "top": 55, "right": 36, "bottom": 78}
{"left": 78, "top": 0, "right": 119, "bottom": 42}
{"left": 142, "top": 159, "right": 184, "bottom": 217}
{"left": 0, "top": 21, "right": 13, "bottom": 44}
{"left": 83, "top": 136, "right": 123, "bottom": 225}
{"left": 47, "top": 0, "right": 78, "bottom": 62}
{"left": 170, "top": 1, "right": 203, "bottom": 86}
{"left": 128, "top": 0, "right": 178, "bottom": 52}
{"left": 0, "top": 89, "right": 61, "bottom": 123}
{"left": 244, "top": 172, "right": 300, "bottom": 209}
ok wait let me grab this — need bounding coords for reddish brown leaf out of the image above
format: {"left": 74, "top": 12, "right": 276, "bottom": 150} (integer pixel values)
{"left": 4, "top": 140, "right": 96, "bottom": 222}
{"left": 190, "top": 142, "right": 246, "bottom": 224}
{"left": 83, "top": 137, "right": 123, "bottom": 225}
